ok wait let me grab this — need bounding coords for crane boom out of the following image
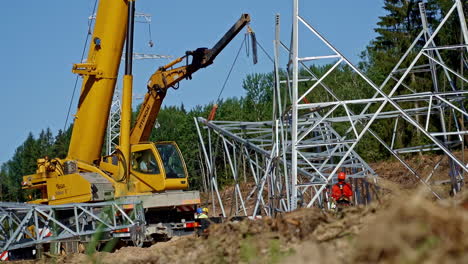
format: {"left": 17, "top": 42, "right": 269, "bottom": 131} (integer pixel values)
{"left": 130, "top": 14, "right": 251, "bottom": 144}
{"left": 20, "top": 2, "right": 251, "bottom": 243}
{"left": 68, "top": 0, "right": 129, "bottom": 164}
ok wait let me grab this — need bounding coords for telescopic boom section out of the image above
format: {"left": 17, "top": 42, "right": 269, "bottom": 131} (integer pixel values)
{"left": 68, "top": 0, "right": 129, "bottom": 164}
{"left": 130, "top": 14, "right": 251, "bottom": 144}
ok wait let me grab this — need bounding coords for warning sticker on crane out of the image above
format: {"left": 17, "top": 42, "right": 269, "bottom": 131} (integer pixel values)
{"left": 38, "top": 228, "right": 52, "bottom": 238}
{"left": 177, "top": 205, "right": 195, "bottom": 212}
{"left": 182, "top": 199, "right": 201, "bottom": 205}
{"left": 0, "top": 251, "right": 9, "bottom": 261}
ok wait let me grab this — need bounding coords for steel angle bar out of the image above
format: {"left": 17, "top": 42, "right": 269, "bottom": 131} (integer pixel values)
{"left": 296, "top": 140, "right": 357, "bottom": 148}
{"left": 291, "top": 0, "right": 300, "bottom": 211}
{"left": 450, "top": 108, "right": 464, "bottom": 142}
{"left": 211, "top": 178, "right": 226, "bottom": 217}
{"left": 252, "top": 144, "right": 277, "bottom": 217}
{"left": 422, "top": 44, "right": 468, "bottom": 51}
{"left": 395, "top": 147, "right": 441, "bottom": 154}
{"left": 310, "top": 108, "right": 434, "bottom": 123}
{"left": 391, "top": 117, "right": 400, "bottom": 150}
{"left": 297, "top": 58, "right": 343, "bottom": 103}
{"left": 299, "top": 54, "right": 341, "bottom": 61}
{"left": 75, "top": 205, "right": 113, "bottom": 230}
{"left": 343, "top": 104, "right": 359, "bottom": 138}
{"left": 393, "top": 64, "right": 431, "bottom": 73}
{"left": 456, "top": 0, "right": 468, "bottom": 52}
{"left": 296, "top": 91, "right": 466, "bottom": 109}
{"left": 297, "top": 104, "right": 341, "bottom": 142}
{"left": 435, "top": 95, "right": 468, "bottom": 119}
{"left": 1, "top": 209, "right": 34, "bottom": 252}
{"left": 195, "top": 118, "right": 233, "bottom": 216}
{"left": 194, "top": 118, "right": 213, "bottom": 173}
{"left": 421, "top": 52, "right": 468, "bottom": 83}
{"left": 221, "top": 136, "right": 248, "bottom": 216}
{"left": 112, "top": 203, "right": 135, "bottom": 224}
{"left": 297, "top": 151, "right": 328, "bottom": 181}
{"left": 426, "top": 157, "right": 445, "bottom": 183}
{"left": 243, "top": 147, "right": 261, "bottom": 184}
{"left": 35, "top": 207, "right": 76, "bottom": 235}
{"left": 299, "top": 114, "right": 376, "bottom": 176}
{"left": 198, "top": 118, "right": 318, "bottom": 180}
{"left": 425, "top": 96, "right": 434, "bottom": 131}
{"left": 359, "top": 29, "right": 426, "bottom": 116}
{"left": 430, "top": 131, "right": 468, "bottom": 136}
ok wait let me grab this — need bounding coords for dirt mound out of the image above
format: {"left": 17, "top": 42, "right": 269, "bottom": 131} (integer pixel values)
{"left": 94, "top": 206, "right": 379, "bottom": 263}
{"left": 28, "top": 172, "right": 467, "bottom": 264}
{"left": 53, "top": 236, "right": 189, "bottom": 264}
{"left": 351, "top": 190, "right": 468, "bottom": 264}
{"left": 372, "top": 159, "right": 420, "bottom": 188}
{"left": 170, "top": 208, "right": 330, "bottom": 263}
{"left": 372, "top": 150, "right": 468, "bottom": 194}
{"left": 33, "top": 187, "right": 467, "bottom": 264}
{"left": 207, "top": 208, "right": 327, "bottom": 241}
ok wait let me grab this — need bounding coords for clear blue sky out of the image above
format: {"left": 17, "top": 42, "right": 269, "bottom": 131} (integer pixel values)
{"left": 0, "top": 0, "right": 385, "bottom": 164}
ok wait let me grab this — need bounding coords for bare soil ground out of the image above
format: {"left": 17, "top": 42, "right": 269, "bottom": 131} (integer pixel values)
{"left": 28, "top": 154, "right": 468, "bottom": 263}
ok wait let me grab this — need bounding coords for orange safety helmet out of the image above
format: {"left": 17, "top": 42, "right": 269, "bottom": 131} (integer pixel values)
{"left": 337, "top": 171, "right": 346, "bottom": 181}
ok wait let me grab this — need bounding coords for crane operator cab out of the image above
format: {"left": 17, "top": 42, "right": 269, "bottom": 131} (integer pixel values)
{"left": 130, "top": 141, "right": 189, "bottom": 193}
{"left": 21, "top": 141, "right": 190, "bottom": 204}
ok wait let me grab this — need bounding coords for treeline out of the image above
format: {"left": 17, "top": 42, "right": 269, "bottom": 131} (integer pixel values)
{"left": 0, "top": 0, "right": 465, "bottom": 201}
{"left": 0, "top": 72, "right": 273, "bottom": 201}
{"left": 0, "top": 129, "right": 71, "bottom": 201}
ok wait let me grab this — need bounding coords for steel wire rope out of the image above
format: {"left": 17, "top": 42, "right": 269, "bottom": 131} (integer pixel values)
{"left": 148, "top": 23, "right": 154, "bottom": 47}
{"left": 63, "top": 0, "right": 98, "bottom": 131}
{"left": 256, "top": 39, "right": 274, "bottom": 64}
{"left": 215, "top": 35, "right": 247, "bottom": 102}
{"left": 215, "top": 35, "right": 275, "bottom": 103}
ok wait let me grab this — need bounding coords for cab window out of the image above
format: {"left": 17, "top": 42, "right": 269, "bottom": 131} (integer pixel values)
{"left": 156, "top": 144, "right": 186, "bottom": 178}
{"left": 132, "top": 149, "right": 160, "bottom": 174}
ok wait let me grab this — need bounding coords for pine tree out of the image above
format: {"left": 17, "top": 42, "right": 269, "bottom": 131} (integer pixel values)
{"left": 52, "top": 127, "right": 72, "bottom": 159}
{"left": 0, "top": 164, "right": 7, "bottom": 200}
{"left": 426, "top": 0, "right": 468, "bottom": 77}
{"left": 361, "top": 0, "right": 439, "bottom": 83}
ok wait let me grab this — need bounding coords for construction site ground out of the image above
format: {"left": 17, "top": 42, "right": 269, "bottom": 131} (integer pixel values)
{"left": 22, "top": 154, "right": 468, "bottom": 264}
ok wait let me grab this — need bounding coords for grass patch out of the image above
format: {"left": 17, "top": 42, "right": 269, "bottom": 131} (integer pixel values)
{"left": 239, "top": 235, "right": 294, "bottom": 263}
{"left": 240, "top": 235, "right": 257, "bottom": 263}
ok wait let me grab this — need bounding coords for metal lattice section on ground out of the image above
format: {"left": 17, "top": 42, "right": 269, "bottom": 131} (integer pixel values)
{"left": 0, "top": 201, "right": 145, "bottom": 252}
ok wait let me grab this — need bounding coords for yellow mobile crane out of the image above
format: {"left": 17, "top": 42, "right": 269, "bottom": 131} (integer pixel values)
{"left": 21, "top": 0, "right": 250, "bottom": 240}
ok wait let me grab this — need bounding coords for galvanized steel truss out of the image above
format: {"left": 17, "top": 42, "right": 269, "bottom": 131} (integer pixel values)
{"left": 196, "top": 0, "right": 468, "bottom": 214}
{"left": 195, "top": 113, "right": 377, "bottom": 216}
{"left": 287, "top": 0, "right": 468, "bottom": 207}
{"left": 0, "top": 201, "right": 144, "bottom": 252}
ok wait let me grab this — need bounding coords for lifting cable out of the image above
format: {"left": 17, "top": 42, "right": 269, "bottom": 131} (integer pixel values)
{"left": 209, "top": 30, "right": 275, "bottom": 121}
{"left": 215, "top": 35, "right": 247, "bottom": 103}
{"left": 63, "top": 0, "right": 98, "bottom": 132}
{"left": 256, "top": 40, "right": 274, "bottom": 64}
{"left": 208, "top": 36, "right": 246, "bottom": 121}
{"left": 148, "top": 23, "right": 154, "bottom": 47}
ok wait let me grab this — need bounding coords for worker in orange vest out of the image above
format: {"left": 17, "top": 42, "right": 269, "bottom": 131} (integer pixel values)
{"left": 331, "top": 172, "right": 353, "bottom": 206}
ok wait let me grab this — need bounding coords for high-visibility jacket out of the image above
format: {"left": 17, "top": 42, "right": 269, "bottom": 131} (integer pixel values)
{"left": 198, "top": 213, "right": 208, "bottom": 219}
{"left": 331, "top": 181, "right": 353, "bottom": 201}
